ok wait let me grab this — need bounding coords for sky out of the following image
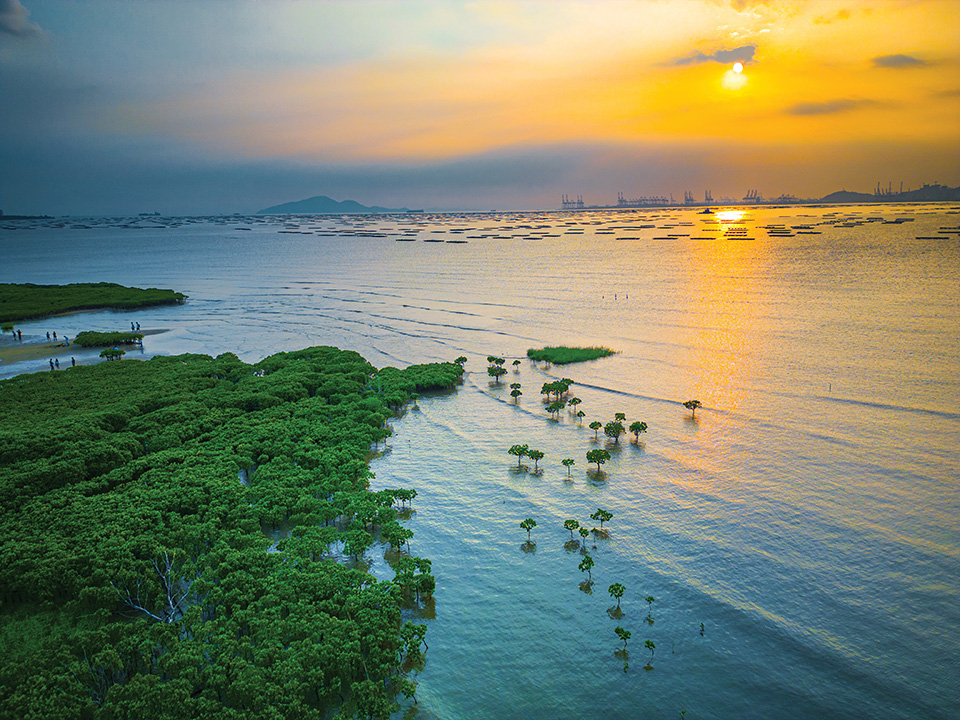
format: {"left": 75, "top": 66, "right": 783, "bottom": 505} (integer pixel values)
{"left": 1, "top": 0, "right": 958, "bottom": 215}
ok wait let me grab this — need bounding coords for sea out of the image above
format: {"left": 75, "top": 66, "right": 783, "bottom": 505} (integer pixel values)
{"left": 1, "top": 204, "right": 958, "bottom": 719}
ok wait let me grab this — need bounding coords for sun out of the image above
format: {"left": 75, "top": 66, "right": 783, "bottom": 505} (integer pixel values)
{"left": 722, "top": 62, "right": 748, "bottom": 91}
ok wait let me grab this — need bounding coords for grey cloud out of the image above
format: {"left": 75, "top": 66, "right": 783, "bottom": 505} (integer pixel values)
{"left": 0, "top": 0, "right": 42, "bottom": 38}
{"left": 674, "top": 45, "right": 756, "bottom": 66}
{"left": 873, "top": 54, "right": 925, "bottom": 68}
{"left": 785, "top": 99, "right": 873, "bottom": 116}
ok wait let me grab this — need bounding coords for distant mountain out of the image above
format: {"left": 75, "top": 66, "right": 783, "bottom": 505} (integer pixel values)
{"left": 256, "top": 195, "right": 410, "bottom": 215}
{"left": 820, "top": 184, "right": 960, "bottom": 204}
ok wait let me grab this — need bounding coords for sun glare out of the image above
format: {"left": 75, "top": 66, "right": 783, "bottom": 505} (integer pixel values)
{"left": 715, "top": 210, "right": 745, "bottom": 223}
{"left": 722, "top": 64, "right": 748, "bottom": 91}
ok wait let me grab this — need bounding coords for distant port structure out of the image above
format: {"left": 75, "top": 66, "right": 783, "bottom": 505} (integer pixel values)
{"left": 560, "top": 181, "right": 960, "bottom": 210}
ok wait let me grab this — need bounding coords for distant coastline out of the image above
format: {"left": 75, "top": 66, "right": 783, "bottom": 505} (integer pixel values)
{"left": 560, "top": 183, "right": 960, "bottom": 211}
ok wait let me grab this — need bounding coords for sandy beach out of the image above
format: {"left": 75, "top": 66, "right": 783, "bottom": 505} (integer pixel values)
{"left": 0, "top": 328, "right": 169, "bottom": 370}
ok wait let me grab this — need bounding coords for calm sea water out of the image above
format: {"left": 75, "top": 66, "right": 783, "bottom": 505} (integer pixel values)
{"left": 2, "top": 205, "right": 959, "bottom": 719}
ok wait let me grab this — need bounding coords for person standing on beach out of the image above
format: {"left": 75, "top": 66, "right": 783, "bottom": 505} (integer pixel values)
{"left": 17, "top": 329, "right": 21, "bottom": 340}
{"left": 54, "top": 358, "right": 59, "bottom": 369}
{"left": 49, "top": 359, "right": 54, "bottom": 370}
{"left": 71, "top": 357, "right": 76, "bottom": 367}
{"left": 136, "top": 322, "right": 140, "bottom": 331}
{"left": 46, "top": 332, "right": 50, "bottom": 340}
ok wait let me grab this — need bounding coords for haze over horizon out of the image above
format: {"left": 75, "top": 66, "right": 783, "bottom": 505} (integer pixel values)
{"left": 1, "top": 0, "right": 958, "bottom": 216}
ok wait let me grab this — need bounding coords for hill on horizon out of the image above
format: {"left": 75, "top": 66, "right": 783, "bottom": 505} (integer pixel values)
{"left": 256, "top": 195, "right": 410, "bottom": 215}
{"left": 820, "top": 183, "right": 960, "bottom": 204}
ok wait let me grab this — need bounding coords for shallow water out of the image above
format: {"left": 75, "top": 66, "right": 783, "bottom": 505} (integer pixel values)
{"left": 2, "top": 205, "right": 959, "bottom": 718}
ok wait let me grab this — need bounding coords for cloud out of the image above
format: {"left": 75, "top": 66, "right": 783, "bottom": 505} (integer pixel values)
{"left": 674, "top": 45, "right": 756, "bottom": 66}
{"left": 814, "top": 9, "right": 851, "bottom": 25}
{"left": 784, "top": 99, "right": 873, "bottom": 116}
{"left": 872, "top": 54, "right": 926, "bottom": 68}
{"left": 0, "top": 0, "right": 42, "bottom": 38}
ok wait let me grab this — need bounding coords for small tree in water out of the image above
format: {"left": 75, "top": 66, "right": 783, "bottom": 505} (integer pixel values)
{"left": 586, "top": 449, "right": 610, "bottom": 473}
{"left": 604, "top": 421, "right": 625, "bottom": 444}
{"left": 591, "top": 508, "right": 613, "bottom": 530}
{"left": 508, "top": 444, "right": 529, "bottom": 469}
{"left": 562, "top": 458, "right": 575, "bottom": 476}
{"left": 629, "top": 421, "right": 648, "bottom": 442}
{"left": 520, "top": 517, "right": 537, "bottom": 542}
{"left": 578, "top": 526, "right": 590, "bottom": 548}
{"left": 589, "top": 421, "right": 602, "bottom": 440}
{"left": 528, "top": 449, "right": 544, "bottom": 472}
{"left": 683, "top": 399, "right": 703, "bottom": 418}
{"left": 609, "top": 583, "right": 626, "bottom": 609}
{"left": 615, "top": 626, "right": 632, "bottom": 649}
{"left": 578, "top": 553, "right": 595, "bottom": 585}
{"left": 564, "top": 519, "right": 580, "bottom": 540}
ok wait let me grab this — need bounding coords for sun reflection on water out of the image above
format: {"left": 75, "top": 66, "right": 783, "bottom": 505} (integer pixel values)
{"left": 714, "top": 209, "right": 746, "bottom": 223}
{"left": 685, "top": 229, "right": 768, "bottom": 415}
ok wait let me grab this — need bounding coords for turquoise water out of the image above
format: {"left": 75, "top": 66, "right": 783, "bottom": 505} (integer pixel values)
{"left": 2, "top": 205, "right": 958, "bottom": 718}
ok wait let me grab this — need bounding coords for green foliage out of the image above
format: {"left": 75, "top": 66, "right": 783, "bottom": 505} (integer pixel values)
{"left": 527, "top": 449, "right": 544, "bottom": 471}
{"left": 615, "top": 626, "right": 632, "bottom": 647}
{"left": 74, "top": 331, "right": 144, "bottom": 347}
{"left": 508, "top": 444, "right": 529, "bottom": 468}
{"left": 589, "top": 420, "right": 602, "bottom": 439}
{"left": 683, "top": 399, "right": 703, "bottom": 416}
{"left": 487, "top": 366, "right": 507, "bottom": 382}
{"left": 561, "top": 458, "right": 575, "bottom": 475}
{"left": 526, "top": 346, "right": 616, "bottom": 365}
{"left": 0, "top": 345, "right": 450, "bottom": 719}
{"left": 520, "top": 517, "right": 537, "bottom": 540}
{"left": 99, "top": 348, "right": 126, "bottom": 360}
{"left": 0, "top": 282, "right": 186, "bottom": 322}
{"left": 629, "top": 420, "right": 648, "bottom": 440}
{"left": 578, "top": 553, "right": 595, "bottom": 583}
{"left": 591, "top": 508, "right": 614, "bottom": 529}
{"left": 609, "top": 582, "right": 626, "bottom": 608}
{"left": 539, "top": 379, "right": 572, "bottom": 401}
{"left": 604, "top": 421, "right": 625, "bottom": 443}
{"left": 564, "top": 519, "right": 580, "bottom": 539}
{"left": 586, "top": 448, "right": 611, "bottom": 471}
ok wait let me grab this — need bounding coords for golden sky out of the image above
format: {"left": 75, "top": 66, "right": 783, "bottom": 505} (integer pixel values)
{"left": 2, "top": 0, "right": 958, "bottom": 212}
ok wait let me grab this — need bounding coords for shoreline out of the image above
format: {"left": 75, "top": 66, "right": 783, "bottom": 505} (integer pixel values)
{"left": 0, "top": 328, "right": 169, "bottom": 369}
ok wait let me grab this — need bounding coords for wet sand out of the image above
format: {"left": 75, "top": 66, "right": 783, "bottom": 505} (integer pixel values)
{"left": 0, "top": 328, "right": 169, "bottom": 369}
